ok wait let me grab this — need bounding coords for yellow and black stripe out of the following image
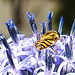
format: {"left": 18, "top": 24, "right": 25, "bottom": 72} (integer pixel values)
{"left": 35, "top": 30, "right": 60, "bottom": 51}
{"left": 36, "top": 40, "right": 54, "bottom": 50}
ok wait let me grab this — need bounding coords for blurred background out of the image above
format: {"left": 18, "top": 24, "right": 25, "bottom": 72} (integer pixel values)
{"left": 0, "top": 0, "right": 75, "bottom": 38}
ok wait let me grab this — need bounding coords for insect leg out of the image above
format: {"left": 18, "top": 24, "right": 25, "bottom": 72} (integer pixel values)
{"left": 58, "top": 38, "right": 63, "bottom": 42}
{"left": 54, "top": 44, "right": 58, "bottom": 51}
{"left": 28, "top": 42, "right": 36, "bottom": 50}
{"left": 52, "top": 55, "right": 56, "bottom": 59}
{"left": 51, "top": 47, "right": 58, "bottom": 54}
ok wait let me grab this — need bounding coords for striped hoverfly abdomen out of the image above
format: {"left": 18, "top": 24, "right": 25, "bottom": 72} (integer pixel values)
{"left": 35, "top": 30, "right": 60, "bottom": 50}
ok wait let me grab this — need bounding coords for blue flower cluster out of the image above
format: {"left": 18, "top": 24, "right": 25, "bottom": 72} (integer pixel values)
{"left": 0, "top": 12, "right": 75, "bottom": 75}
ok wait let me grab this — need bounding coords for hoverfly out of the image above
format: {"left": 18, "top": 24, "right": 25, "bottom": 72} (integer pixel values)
{"left": 30, "top": 30, "right": 60, "bottom": 53}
